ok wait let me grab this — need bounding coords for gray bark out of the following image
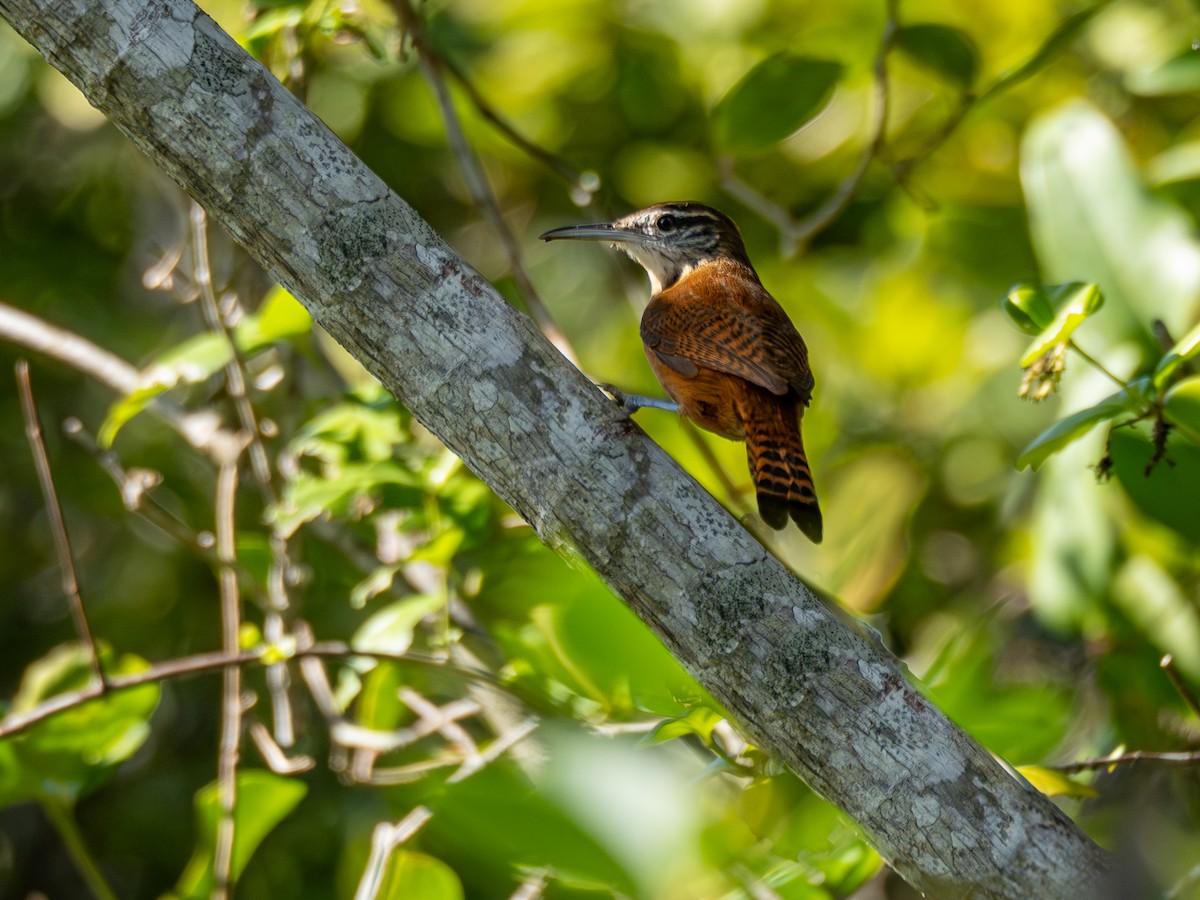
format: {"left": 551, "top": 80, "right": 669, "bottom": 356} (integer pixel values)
{"left": 0, "top": 0, "right": 1111, "bottom": 895}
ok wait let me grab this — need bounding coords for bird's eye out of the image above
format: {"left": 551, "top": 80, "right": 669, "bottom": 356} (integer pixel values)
{"left": 656, "top": 214, "right": 677, "bottom": 233}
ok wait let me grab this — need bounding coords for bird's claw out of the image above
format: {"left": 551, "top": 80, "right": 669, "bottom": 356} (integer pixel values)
{"left": 597, "top": 383, "right": 638, "bottom": 416}
{"left": 596, "top": 383, "right": 680, "bottom": 416}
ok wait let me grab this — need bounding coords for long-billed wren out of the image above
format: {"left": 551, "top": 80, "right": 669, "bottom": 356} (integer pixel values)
{"left": 541, "top": 202, "right": 822, "bottom": 542}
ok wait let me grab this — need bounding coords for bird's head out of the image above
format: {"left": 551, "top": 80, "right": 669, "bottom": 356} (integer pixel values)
{"left": 540, "top": 201, "right": 752, "bottom": 295}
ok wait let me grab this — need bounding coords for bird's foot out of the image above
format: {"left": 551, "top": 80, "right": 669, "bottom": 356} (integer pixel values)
{"left": 597, "top": 383, "right": 679, "bottom": 416}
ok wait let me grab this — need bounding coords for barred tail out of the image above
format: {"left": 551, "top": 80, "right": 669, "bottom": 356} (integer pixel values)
{"left": 742, "top": 397, "right": 822, "bottom": 542}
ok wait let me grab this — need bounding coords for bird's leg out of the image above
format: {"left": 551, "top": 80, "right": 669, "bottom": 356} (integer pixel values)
{"left": 597, "top": 383, "right": 679, "bottom": 416}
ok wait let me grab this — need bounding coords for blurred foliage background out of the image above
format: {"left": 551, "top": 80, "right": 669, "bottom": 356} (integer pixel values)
{"left": 2, "top": 0, "right": 1200, "bottom": 897}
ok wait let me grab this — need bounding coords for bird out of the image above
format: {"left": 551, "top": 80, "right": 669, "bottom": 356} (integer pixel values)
{"left": 540, "top": 201, "right": 822, "bottom": 542}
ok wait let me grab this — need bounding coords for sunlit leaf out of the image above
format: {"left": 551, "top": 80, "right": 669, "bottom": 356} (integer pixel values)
{"left": 351, "top": 563, "right": 404, "bottom": 609}
{"left": 1109, "top": 426, "right": 1200, "bottom": 543}
{"left": 352, "top": 593, "right": 444, "bottom": 656}
{"left": 1002, "top": 283, "right": 1057, "bottom": 334}
{"left": 424, "top": 765, "right": 636, "bottom": 894}
{"left": 1015, "top": 384, "right": 1141, "bottom": 470}
{"left": 1016, "top": 765, "right": 1098, "bottom": 798}
{"left": 713, "top": 54, "right": 841, "bottom": 152}
{"left": 472, "top": 535, "right": 704, "bottom": 717}
{"left": 1022, "top": 100, "right": 1200, "bottom": 343}
{"left": 1148, "top": 141, "right": 1200, "bottom": 185}
{"left": 1113, "top": 555, "right": 1200, "bottom": 682}
{"left": 410, "top": 527, "right": 466, "bottom": 567}
{"left": 238, "top": 285, "right": 313, "bottom": 345}
{"left": 645, "top": 706, "right": 723, "bottom": 746}
{"left": 1165, "top": 375, "right": 1200, "bottom": 443}
{"left": 921, "top": 622, "right": 1071, "bottom": 761}
{"left": 268, "top": 461, "right": 422, "bottom": 537}
{"left": 356, "top": 662, "right": 406, "bottom": 731}
{"left": 98, "top": 381, "right": 173, "bottom": 447}
{"left": 1029, "top": 435, "right": 1117, "bottom": 631}
{"left": 738, "top": 776, "right": 882, "bottom": 892}
{"left": 990, "top": 4, "right": 1111, "bottom": 94}
{"left": 99, "top": 287, "right": 312, "bottom": 445}
{"left": 0, "top": 645, "right": 159, "bottom": 806}
{"left": 896, "top": 24, "right": 979, "bottom": 88}
{"left": 374, "top": 850, "right": 463, "bottom": 900}
{"left": 167, "top": 770, "right": 308, "bottom": 900}
{"left": 1019, "top": 282, "right": 1104, "bottom": 366}
{"left": 1154, "top": 321, "right": 1200, "bottom": 390}
{"left": 1126, "top": 51, "right": 1200, "bottom": 96}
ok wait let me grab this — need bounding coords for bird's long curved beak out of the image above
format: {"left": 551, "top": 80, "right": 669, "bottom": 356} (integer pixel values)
{"left": 539, "top": 223, "right": 646, "bottom": 243}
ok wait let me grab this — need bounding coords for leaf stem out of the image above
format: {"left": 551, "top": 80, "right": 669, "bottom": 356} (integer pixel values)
{"left": 1068, "top": 339, "right": 1127, "bottom": 390}
{"left": 42, "top": 798, "right": 120, "bottom": 900}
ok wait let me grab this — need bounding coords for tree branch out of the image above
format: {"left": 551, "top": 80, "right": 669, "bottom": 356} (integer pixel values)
{"left": 0, "top": 0, "right": 1111, "bottom": 895}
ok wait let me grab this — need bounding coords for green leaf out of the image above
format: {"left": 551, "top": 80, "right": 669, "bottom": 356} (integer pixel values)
{"left": 1022, "top": 100, "right": 1200, "bottom": 343}
{"left": 1017, "top": 765, "right": 1098, "bottom": 798}
{"left": 713, "top": 54, "right": 842, "bottom": 152}
{"left": 352, "top": 593, "right": 445, "bottom": 656}
{"left": 1126, "top": 50, "right": 1200, "bottom": 96}
{"left": 1109, "top": 427, "right": 1200, "bottom": 544}
{"left": 1019, "top": 282, "right": 1104, "bottom": 367}
{"left": 410, "top": 527, "right": 466, "bottom": 567}
{"left": 1015, "top": 383, "right": 1142, "bottom": 470}
{"left": 1147, "top": 141, "right": 1200, "bottom": 186}
{"left": 356, "top": 662, "right": 407, "bottom": 731}
{"left": 1001, "top": 283, "right": 1057, "bottom": 335}
{"left": 1154, "top": 321, "right": 1200, "bottom": 390}
{"left": 424, "top": 765, "right": 637, "bottom": 894}
{"left": 0, "top": 645, "right": 159, "bottom": 807}
{"left": 990, "top": 4, "right": 1111, "bottom": 94}
{"left": 237, "top": 285, "right": 313, "bottom": 345}
{"left": 645, "top": 706, "right": 724, "bottom": 746}
{"left": 921, "top": 621, "right": 1071, "bottom": 761}
{"left": 375, "top": 850, "right": 463, "bottom": 900}
{"left": 350, "top": 563, "right": 403, "bottom": 609}
{"left": 896, "top": 24, "right": 979, "bottom": 88}
{"left": 97, "top": 333, "right": 227, "bottom": 447}
{"left": 99, "top": 287, "right": 311, "bottom": 446}
{"left": 1029, "top": 437, "right": 1116, "bottom": 632}
{"left": 167, "top": 770, "right": 307, "bottom": 900}
{"left": 98, "top": 381, "right": 173, "bottom": 448}
{"left": 1113, "top": 555, "right": 1200, "bottom": 682}
{"left": 1165, "top": 375, "right": 1200, "bottom": 443}
{"left": 268, "top": 461, "right": 422, "bottom": 538}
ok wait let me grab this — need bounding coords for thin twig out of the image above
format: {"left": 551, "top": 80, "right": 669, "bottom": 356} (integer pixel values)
{"left": 212, "top": 460, "right": 243, "bottom": 900}
{"left": 447, "top": 716, "right": 539, "bottom": 783}
{"left": 42, "top": 797, "right": 120, "bottom": 900}
{"left": 719, "top": 0, "right": 898, "bottom": 257}
{"left": 890, "top": 1, "right": 1116, "bottom": 188}
{"left": 0, "top": 300, "right": 244, "bottom": 458}
{"left": 17, "top": 361, "right": 107, "bottom": 690}
{"left": 1163, "top": 655, "right": 1200, "bottom": 720}
{"left": 0, "top": 641, "right": 495, "bottom": 742}
{"left": 190, "top": 204, "right": 276, "bottom": 492}
{"left": 789, "top": 0, "right": 896, "bottom": 254}
{"left": 1068, "top": 339, "right": 1129, "bottom": 390}
{"left": 353, "top": 807, "right": 433, "bottom": 900}
{"left": 63, "top": 417, "right": 216, "bottom": 557}
{"left": 249, "top": 719, "right": 315, "bottom": 774}
{"left": 1049, "top": 750, "right": 1200, "bottom": 774}
{"left": 191, "top": 203, "right": 297, "bottom": 748}
{"left": 436, "top": 53, "right": 589, "bottom": 191}
{"left": 393, "top": 0, "right": 578, "bottom": 365}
